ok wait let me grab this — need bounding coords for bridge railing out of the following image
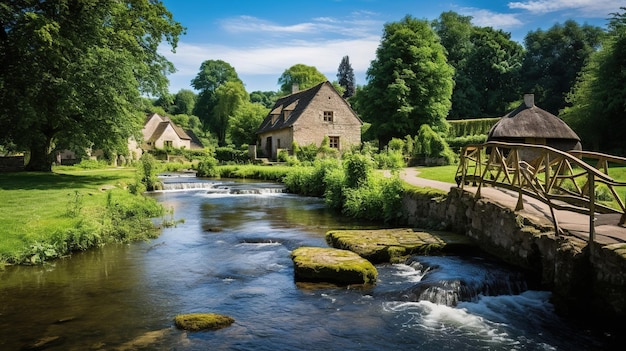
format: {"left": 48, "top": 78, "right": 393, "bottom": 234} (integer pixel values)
{"left": 455, "top": 142, "right": 626, "bottom": 244}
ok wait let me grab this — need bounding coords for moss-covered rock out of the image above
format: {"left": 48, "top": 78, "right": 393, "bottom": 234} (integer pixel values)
{"left": 291, "top": 247, "right": 377, "bottom": 285}
{"left": 326, "top": 228, "right": 477, "bottom": 263}
{"left": 173, "top": 313, "right": 234, "bottom": 331}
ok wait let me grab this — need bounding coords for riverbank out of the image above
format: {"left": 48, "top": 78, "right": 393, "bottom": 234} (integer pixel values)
{"left": 0, "top": 168, "right": 164, "bottom": 265}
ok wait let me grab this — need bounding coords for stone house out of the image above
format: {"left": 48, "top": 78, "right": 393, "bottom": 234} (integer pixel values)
{"left": 57, "top": 113, "right": 203, "bottom": 164}
{"left": 138, "top": 113, "right": 203, "bottom": 152}
{"left": 255, "top": 81, "right": 362, "bottom": 160}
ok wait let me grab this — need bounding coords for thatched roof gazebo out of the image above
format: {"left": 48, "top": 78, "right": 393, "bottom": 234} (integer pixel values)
{"left": 487, "top": 94, "right": 581, "bottom": 152}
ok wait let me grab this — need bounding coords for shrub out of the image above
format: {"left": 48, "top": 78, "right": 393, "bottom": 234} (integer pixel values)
{"left": 215, "top": 146, "right": 248, "bottom": 163}
{"left": 373, "top": 150, "right": 405, "bottom": 170}
{"left": 196, "top": 156, "right": 220, "bottom": 177}
{"left": 296, "top": 143, "right": 319, "bottom": 162}
{"left": 138, "top": 153, "right": 161, "bottom": 191}
{"left": 323, "top": 167, "right": 346, "bottom": 210}
{"left": 414, "top": 124, "right": 456, "bottom": 165}
{"left": 344, "top": 153, "right": 372, "bottom": 188}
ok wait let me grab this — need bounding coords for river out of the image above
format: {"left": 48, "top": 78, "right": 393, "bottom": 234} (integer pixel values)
{"left": 0, "top": 177, "right": 615, "bottom": 350}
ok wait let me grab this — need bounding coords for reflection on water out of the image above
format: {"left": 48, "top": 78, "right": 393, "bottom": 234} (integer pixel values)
{"left": 0, "top": 179, "right": 615, "bottom": 350}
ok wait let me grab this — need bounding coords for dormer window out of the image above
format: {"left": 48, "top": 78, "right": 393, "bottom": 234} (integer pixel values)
{"left": 271, "top": 114, "right": 279, "bottom": 124}
{"left": 323, "top": 111, "right": 334, "bottom": 122}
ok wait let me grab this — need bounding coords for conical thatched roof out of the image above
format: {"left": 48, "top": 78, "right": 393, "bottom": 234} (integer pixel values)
{"left": 488, "top": 94, "right": 580, "bottom": 141}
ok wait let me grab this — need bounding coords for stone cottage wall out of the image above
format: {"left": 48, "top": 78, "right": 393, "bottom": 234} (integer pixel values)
{"left": 292, "top": 84, "right": 361, "bottom": 151}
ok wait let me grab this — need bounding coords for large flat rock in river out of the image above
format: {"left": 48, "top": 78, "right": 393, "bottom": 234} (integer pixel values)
{"left": 291, "top": 247, "right": 377, "bottom": 285}
{"left": 326, "top": 228, "right": 477, "bottom": 263}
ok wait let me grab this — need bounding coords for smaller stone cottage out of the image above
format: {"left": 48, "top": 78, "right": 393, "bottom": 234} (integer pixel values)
{"left": 487, "top": 94, "right": 582, "bottom": 152}
{"left": 128, "top": 113, "right": 203, "bottom": 159}
{"left": 255, "top": 81, "right": 362, "bottom": 160}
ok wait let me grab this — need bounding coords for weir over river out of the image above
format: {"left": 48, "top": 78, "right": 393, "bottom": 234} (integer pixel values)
{"left": 0, "top": 176, "right": 619, "bottom": 350}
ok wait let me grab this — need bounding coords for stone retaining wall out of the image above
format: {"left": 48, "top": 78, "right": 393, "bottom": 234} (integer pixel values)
{"left": 401, "top": 187, "right": 625, "bottom": 322}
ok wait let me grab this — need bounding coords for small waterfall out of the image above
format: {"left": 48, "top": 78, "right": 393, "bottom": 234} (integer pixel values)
{"left": 400, "top": 256, "right": 529, "bottom": 306}
{"left": 159, "top": 177, "right": 286, "bottom": 194}
{"left": 161, "top": 182, "right": 219, "bottom": 191}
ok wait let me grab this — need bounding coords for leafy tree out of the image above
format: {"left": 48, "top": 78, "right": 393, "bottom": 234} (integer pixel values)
{"left": 277, "top": 64, "right": 327, "bottom": 95}
{"left": 432, "top": 11, "right": 480, "bottom": 119}
{"left": 355, "top": 15, "right": 454, "bottom": 147}
{"left": 465, "top": 27, "right": 524, "bottom": 117}
{"left": 212, "top": 80, "right": 248, "bottom": 146}
{"left": 562, "top": 8, "right": 626, "bottom": 153}
{"left": 172, "top": 89, "right": 197, "bottom": 115}
{"left": 250, "top": 90, "right": 279, "bottom": 109}
{"left": 337, "top": 56, "right": 356, "bottom": 98}
{"left": 154, "top": 93, "right": 175, "bottom": 113}
{"left": 191, "top": 60, "right": 241, "bottom": 131}
{"left": 229, "top": 102, "right": 269, "bottom": 146}
{"left": 521, "top": 20, "right": 604, "bottom": 115}
{"left": 433, "top": 12, "right": 525, "bottom": 119}
{"left": 0, "top": 0, "right": 184, "bottom": 171}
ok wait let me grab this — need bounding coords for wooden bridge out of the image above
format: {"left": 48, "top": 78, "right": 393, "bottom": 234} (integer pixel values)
{"left": 455, "top": 142, "right": 626, "bottom": 248}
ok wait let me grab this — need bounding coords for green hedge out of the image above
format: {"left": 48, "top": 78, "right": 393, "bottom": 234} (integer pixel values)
{"left": 448, "top": 118, "right": 500, "bottom": 137}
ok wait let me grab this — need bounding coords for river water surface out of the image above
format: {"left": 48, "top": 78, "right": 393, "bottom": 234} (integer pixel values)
{"left": 0, "top": 177, "right": 615, "bottom": 350}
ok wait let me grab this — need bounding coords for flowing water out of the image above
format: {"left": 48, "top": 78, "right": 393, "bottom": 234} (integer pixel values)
{"left": 0, "top": 176, "right": 616, "bottom": 350}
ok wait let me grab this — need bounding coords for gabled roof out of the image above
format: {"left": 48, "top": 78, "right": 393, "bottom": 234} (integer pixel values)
{"left": 488, "top": 94, "right": 580, "bottom": 141}
{"left": 256, "top": 81, "right": 360, "bottom": 134}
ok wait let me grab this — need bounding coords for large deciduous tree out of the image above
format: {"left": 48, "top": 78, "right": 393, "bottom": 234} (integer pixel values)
{"left": 433, "top": 12, "right": 524, "bottom": 119}
{"left": 277, "top": 64, "right": 327, "bottom": 96}
{"left": 561, "top": 8, "right": 626, "bottom": 153}
{"left": 337, "top": 56, "right": 356, "bottom": 98}
{"left": 229, "top": 102, "right": 269, "bottom": 146}
{"left": 432, "top": 11, "right": 478, "bottom": 119}
{"left": 0, "top": 0, "right": 184, "bottom": 171}
{"left": 465, "top": 26, "right": 524, "bottom": 117}
{"left": 521, "top": 20, "right": 604, "bottom": 115}
{"left": 191, "top": 59, "right": 241, "bottom": 133}
{"left": 211, "top": 80, "right": 248, "bottom": 146}
{"left": 172, "top": 89, "right": 197, "bottom": 116}
{"left": 355, "top": 15, "right": 454, "bottom": 147}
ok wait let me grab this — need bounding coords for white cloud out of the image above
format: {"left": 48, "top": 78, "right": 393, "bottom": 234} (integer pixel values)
{"left": 463, "top": 8, "right": 525, "bottom": 29}
{"left": 508, "top": 0, "right": 622, "bottom": 16}
{"left": 219, "top": 15, "right": 382, "bottom": 39}
{"left": 162, "top": 36, "right": 380, "bottom": 92}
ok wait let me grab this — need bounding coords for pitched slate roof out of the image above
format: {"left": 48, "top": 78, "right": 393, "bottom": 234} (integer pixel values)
{"left": 488, "top": 94, "right": 580, "bottom": 141}
{"left": 256, "top": 81, "right": 328, "bottom": 134}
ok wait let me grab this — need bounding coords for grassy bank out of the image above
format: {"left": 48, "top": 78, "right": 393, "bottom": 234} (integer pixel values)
{"left": 0, "top": 167, "right": 164, "bottom": 265}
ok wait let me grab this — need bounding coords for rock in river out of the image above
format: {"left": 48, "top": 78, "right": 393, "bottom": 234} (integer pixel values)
{"left": 291, "top": 246, "right": 377, "bottom": 285}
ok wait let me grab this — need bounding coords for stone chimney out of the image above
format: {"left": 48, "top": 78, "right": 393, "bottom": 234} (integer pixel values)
{"left": 524, "top": 94, "right": 534, "bottom": 108}
{"left": 292, "top": 83, "right": 299, "bottom": 94}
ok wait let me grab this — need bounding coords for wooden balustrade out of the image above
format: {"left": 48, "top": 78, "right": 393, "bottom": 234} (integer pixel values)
{"left": 456, "top": 142, "right": 626, "bottom": 244}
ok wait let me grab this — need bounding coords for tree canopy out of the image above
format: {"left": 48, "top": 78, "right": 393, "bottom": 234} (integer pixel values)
{"left": 433, "top": 12, "right": 524, "bottom": 119}
{"left": 0, "top": 0, "right": 184, "bottom": 171}
{"left": 561, "top": 8, "right": 626, "bottom": 154}
{"left": 337, "top": 56, "right": 356, "bottom": 98}
{"left": 191, "top": 60, "right": 242, "bottom": 131}
{"left": 355, "top": 15, "right": 454, "bottom": 146}
{"left": 521, "top": 20, "right": 605, "bottom": 115}
{"left": 211, "top": 80, "right": 248, "bottom": 146}
{"left": 277, "top": 64, "right": 328, "bottom": 96}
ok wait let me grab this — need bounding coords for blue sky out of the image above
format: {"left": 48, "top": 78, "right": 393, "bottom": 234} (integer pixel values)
{"left": 159, "top": 0, "right": 622, "bottom": 94}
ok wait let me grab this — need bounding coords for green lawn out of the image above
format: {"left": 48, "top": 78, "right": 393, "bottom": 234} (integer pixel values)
{"left": 0, "top": 167, "right": 155, "bottom": 264}
{"left": 414, "top": 165, "right": 459, "bottom": 183}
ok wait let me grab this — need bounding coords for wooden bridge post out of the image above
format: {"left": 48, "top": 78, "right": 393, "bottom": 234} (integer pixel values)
{"left": 588, "top": 172, "right": 596, "bottom": 255}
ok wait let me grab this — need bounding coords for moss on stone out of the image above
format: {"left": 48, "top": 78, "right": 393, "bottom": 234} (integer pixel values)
{"left": 325, "top": 228, "right": 477, "bottom": 263}
{"left": 174, "top": 313, "right": 234, "bottom": 331}
{"left": 291, "top": 247, "right": 377, "bottom": 285}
